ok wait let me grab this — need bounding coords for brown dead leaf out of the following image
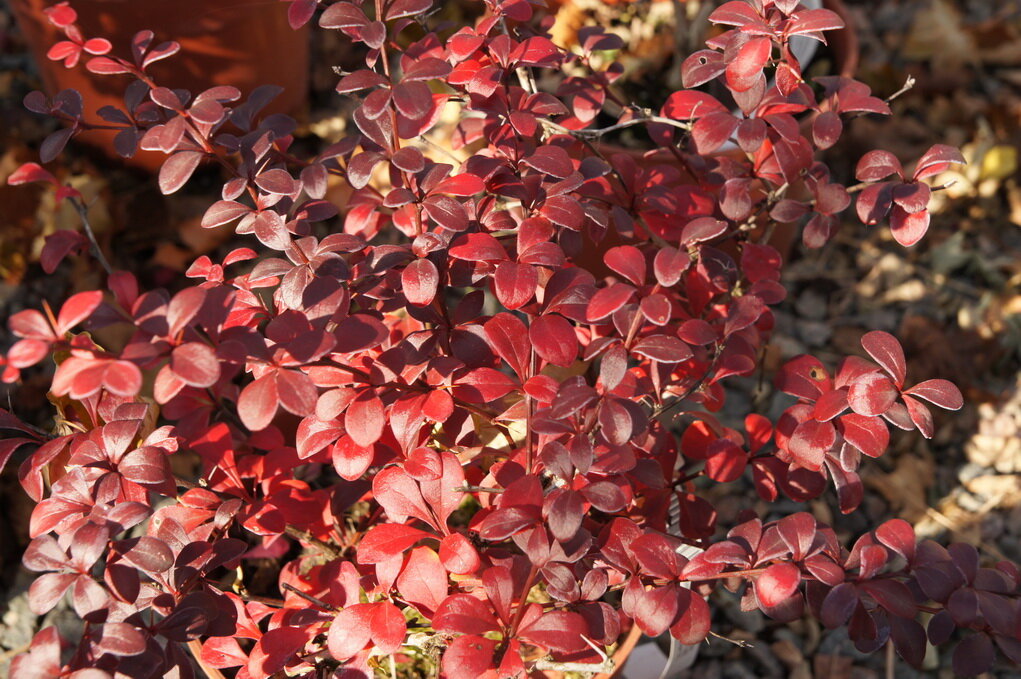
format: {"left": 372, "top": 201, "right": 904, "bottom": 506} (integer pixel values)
{"left": 863, "top": 454, "right": 933, "bottom": 523}
{"left": 903, "top": 0, "right": 977, "bottom": 73}
{"left": 813, "top": 653, "right": 852, "bottom": 679}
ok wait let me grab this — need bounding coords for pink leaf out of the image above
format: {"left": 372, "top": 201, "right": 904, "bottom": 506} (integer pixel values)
{"left": 860, "top": 331, "right": 906, "bottom": 385}
{"left": 903, "top": 379, "right": 963, "bottom": 411}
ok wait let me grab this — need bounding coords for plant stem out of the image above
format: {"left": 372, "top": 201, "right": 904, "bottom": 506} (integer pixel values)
{"left": 69, "top": 197, "right": 113, "bottom": 276}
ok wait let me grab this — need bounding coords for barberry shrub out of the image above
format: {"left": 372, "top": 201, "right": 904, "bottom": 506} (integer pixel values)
{"left": 3, "top": 0, "right": 1016, "bottom": 677}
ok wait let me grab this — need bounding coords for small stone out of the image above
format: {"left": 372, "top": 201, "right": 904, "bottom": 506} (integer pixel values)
{"left": 795, "top": 289, "right": 828, "bottom": 320}
{"left": 745, "top": 642, "right": 783, "bottom": 676}
{"left": 955, "top": 490, "right": 985, "bottom": 513}
{"left": 980, "top": 512, "right": 1004, "bottom": 541}
{"left": 957, "top": 462, "right": 986, "bottom": 483}
{"left": 771, "top": 639, "right": 804, "bottom": 669}
{"left": 721, "top": 661, "right": 759, "bottom": 679}
{"left": 797, "top": 320, "right": 832, "bottom": 347}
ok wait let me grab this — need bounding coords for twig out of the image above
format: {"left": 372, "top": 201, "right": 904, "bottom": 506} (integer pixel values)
{"left": 885, "top": 75, "right": 916, "bottom": 105}
{"left": 540, "top": 115, "right": 693, "bottom": 141}
{"left": 0, "top": 642, "right": 31, "bottom": 664}
{"left": 532, "top": 659, "right": 615, "bottom": 674}
{"left": 284, "top": 525, "right": 343, "bottom": 560}
{"left": 69, "top": 197, "right": 113, "bottom": 276}
{"left": 709, "top": 630, "right": 753, "bottom": 648}
{"left": 454, "top": 485, "right": 505, "bottom": 493}
{"left": 281, "top": 582, "right": 338, "bottom": 612}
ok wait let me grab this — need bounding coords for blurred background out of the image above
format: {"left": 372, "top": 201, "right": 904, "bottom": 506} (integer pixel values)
{"left": 0, "top": 0, "right": 1020, "bottom": 677}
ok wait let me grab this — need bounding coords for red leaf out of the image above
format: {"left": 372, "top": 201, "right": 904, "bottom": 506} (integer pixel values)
{"left": 788, "top": 419, "right": 835, "bottom": 470}
{"left": 653, "top": 246, "right": 691, "bottom": 287}
{"left": 904, "top": 379, "right": 963, "bottom": 411}
{"left": 483, "top": 313, "right": 530, "bottom": 377}
{"left": 587, "top": 283, "right": 636, "bottom": 321}
{"left": 634, "top": 585, "right": 679, "bottom": 636}
{"left": 603, "top": 245, "right": 646, "bottom": 286}
{"left": 705, "top": 439, "right": 747, "bottom": 482}
{"left": 875, "top": 518, "right": 916, "bottom": 562}
{"left": 453, "top": 368, "right": 518, "bottom": 403}
{"left": 529, "top": 314, "right": 577, "bottom": 367}
{"left": 57, "top": 290, "right": 103, "bottom": 334}
{"left": 395, "top": 547, "right": 448, "bottom": 614}
{"left": 670, "top": 588, "right": 711, "bottom": 644}
{"left": 890, "top": 207, "right": 930, "bottom": 247}
{"left": 726, "top": 37, "right": 772, "bottom": 92}
{"left": 519, "top": 610, "right": 589, "bottom": 652}
{"left": 40, "top": 230, "right": 87, "bottom": 274}
{"left": 661, "top": 91, "right": 728, "bottom": 120}
{"left": 708, "top": 1, "right": 767, "bottom": 29}
{"left": 692, "top": 112, "right": 740, "bottom": 154}
{"left": 346, "top": 391, "right": 385, "bottom": 447}
{"left": 441, "top": 635, "right": 497, "bottom": 679}
{"left": 477, "top": 506, "right": 540, "bottom": 540}
{"left": 856, "top": 150, "right": 903, "bottom": 182}
{"left": 902, "top": 394, "right": 934, "bottom": 438}
{"left": 631, "top": 335, "right": 693, "bottom": 364}
{"left": 755, "top": 562, "right": 802, "bottom": 607}
{"left": 201, "top": 637, "right": 248, "bottom": 669}
{"left": 433, "top": 173, "right": 485, "bottom": 196}
{"left": 403, "top": 258, "right": 440, "bottom": 306}
{"left": 370, "top": 602, "right": 407, "bottom": 654}
{"left": 327, "top": 604, "right": 374, "bottom": 661}
{"left": 331, "top": 435, "right": 375, "bottom": 480}
{"left": 248, "top": 627, "right": 308, "bottom": 677}
{"left": 547, "top": 489, "right": 584, "bottom": 542}
{"left": 158, "top": 151, "right": 203, "bottom": 194}
{"left": 357, "top": 524, "right": 431, "bottom": 564}
{"left": 439, "top": 533, "right": 481, "bottom": 574}
{"left": 838, "top": 413, "right": 889, "bottom": 458}
{"left": 171, "top": 342, "right": 219, "bottom": 388}
{"left": 913, "top": 144, "right": 965, "bottom": 181}
{"left": 275, "top": 369, "right": 317, "bottom": 417}
{"left": 523, "top": 146, "right": 573, "bottom": 178}
{"left": 449, "top": 232, "right": 507, "bottom": 262}
{"left": 847, "top": 372, "right": 899, "bottom": 417}
{"left": 787, "top": 8, "right": 845, "bottom": 35}
{"left": 860, "top": 331, "right": 906, "bottom": 385}
{"left": 493, "top": 261, "right": 537, "bottom": 310}
{"left": 434, "top": 594, "right": 500, "bottom": 635}
{"left": 8, "top": 162, "right": 56, "bottom": 186}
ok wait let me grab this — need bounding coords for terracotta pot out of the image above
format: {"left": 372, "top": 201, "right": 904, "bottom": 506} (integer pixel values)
{"left": 11, "top": 0, "right": 310, "bottom": 171}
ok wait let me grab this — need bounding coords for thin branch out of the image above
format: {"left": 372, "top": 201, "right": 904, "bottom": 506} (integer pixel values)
{"left": 284, "top": 525, "right": 343, "bottom": 560}
{"left": 885, "top": 75, "right": 916, "bottom": 105}
{"left": 454, "top": 485, "right": 504, "bottom": 493}
{"left": 532, "top": 659, "right": 615, "bottom": 674}
{"left": 281, "top": 582, "right": 338, "bottom": 612}
{"left": 540, "top": 115, "right": 693, "bottom": 140}
{"left": 69, "top": 197, "right": 113, "bottom": 276}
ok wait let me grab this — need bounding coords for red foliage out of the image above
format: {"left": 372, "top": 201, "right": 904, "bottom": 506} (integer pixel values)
{"left": 3, "top": 0, "right": 1013, "bottom": 677}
